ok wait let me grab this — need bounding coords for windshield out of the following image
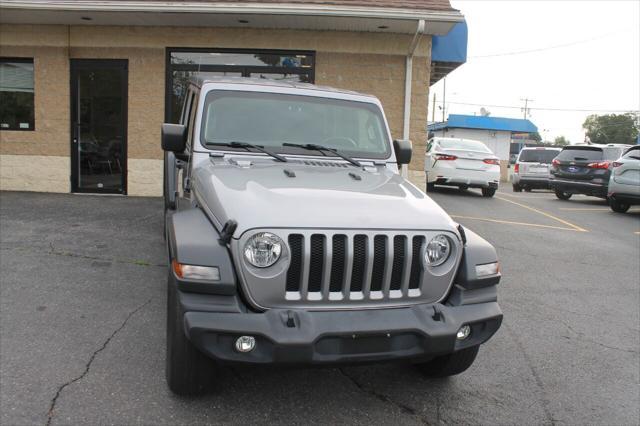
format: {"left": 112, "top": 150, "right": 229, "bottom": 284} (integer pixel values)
{"left": 518, "top": 149, "right": 560, "bottom": 164}
{"left": 438, "top": 139, "right": 492, "bottom": 153}
{"left": 556, "top": 147, "right": 604, "bottom": 161}
{"left": 200, "top": 90, "right": 390, "bottom": 159}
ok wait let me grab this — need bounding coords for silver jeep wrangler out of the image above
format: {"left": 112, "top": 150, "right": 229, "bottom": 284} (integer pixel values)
{"left": 162, "top": 78, "right": 503, "bottom": 395}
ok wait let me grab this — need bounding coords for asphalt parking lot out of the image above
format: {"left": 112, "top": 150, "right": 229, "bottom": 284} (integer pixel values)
{"left": 1, "top": 189, "right": 638, "bottom": 425}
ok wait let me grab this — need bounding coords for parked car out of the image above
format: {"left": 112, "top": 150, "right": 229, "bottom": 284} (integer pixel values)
{"left": 162, "top": 78, "right": 503, "bottom": 395}
{"left": 512, "top": 147, "right": 561, "bottom": 192}
{"left": 425, "top": 137, "right": 501, "bottom": 197}
{"left": 549, "top": 144, "right": 634, "bottom": 200}
{"left": 608, "top": 146, "right": 640, "bottom": 213}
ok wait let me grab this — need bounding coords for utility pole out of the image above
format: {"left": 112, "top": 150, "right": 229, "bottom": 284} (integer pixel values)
{"left": 431, "top": 92, "right": 437, "bottom": 123}
{"left": 442, "top": 78, "right": 446, "bottom": 122}
{"left": 521, "top": 97, "right": 533, "bottom": 119}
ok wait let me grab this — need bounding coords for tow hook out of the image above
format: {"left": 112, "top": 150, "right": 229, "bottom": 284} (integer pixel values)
{"left": 432, "top": 306, "right": 443, "bottom": 322}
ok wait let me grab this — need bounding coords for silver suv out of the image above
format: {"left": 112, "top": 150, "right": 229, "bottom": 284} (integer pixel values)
{"left": 162, "top": 78, "right": 503, "bottom": 395}
{"left": 512, "top": 147, "right": 561, "bottom": 192}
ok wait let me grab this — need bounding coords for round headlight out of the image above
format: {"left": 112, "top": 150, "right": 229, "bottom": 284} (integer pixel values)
{"left": 425, "top": 234, "right": 451, "bottom": 267}
{"left": 243, "top": 232, "right": 282, "bottom": 268}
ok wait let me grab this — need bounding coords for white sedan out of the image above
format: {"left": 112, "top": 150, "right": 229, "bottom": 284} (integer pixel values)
{"left": 425, "top": 137, "right": 501, "bottom": 197}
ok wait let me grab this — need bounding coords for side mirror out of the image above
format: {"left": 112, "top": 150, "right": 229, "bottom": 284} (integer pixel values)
{"left": 161, "top": 123, "right": 187, "bottom": 153}
{"left": 393, "top": 139, "right": 412, "bottom": 165}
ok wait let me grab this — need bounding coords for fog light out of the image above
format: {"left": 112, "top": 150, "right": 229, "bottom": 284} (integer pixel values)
{"left": 456, "top": 325, "right": 471, "bottom": 340}
{"left": 235, "top": 336, "right": 256, "bottom": 353}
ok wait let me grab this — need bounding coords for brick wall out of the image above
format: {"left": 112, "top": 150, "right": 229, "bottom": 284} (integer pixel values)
{"left": 0, "top": 24, "right": 432, "bottom": 195}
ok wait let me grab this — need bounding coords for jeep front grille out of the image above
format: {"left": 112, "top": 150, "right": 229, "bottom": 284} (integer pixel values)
{"left": 285, "top": 233, "right": 427, "bottom": 301}
{"left": 234, "top": 229, "right": 461, "bottom": 310}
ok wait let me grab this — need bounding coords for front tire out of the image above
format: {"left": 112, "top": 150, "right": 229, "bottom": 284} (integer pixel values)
{"left": 554, "top": 189, "right": 572, "bottom": 200}
{"left": 415, "top": 346, "right": 479, "bottom": 378}
{"left": 166, "top": 275, "right": 217, "bottom": 396}
{"left": 610, "top": 198, "right": 630, "bottom": 213}
{"left": 482, "top": 187, "right": 496, "bottom": 198}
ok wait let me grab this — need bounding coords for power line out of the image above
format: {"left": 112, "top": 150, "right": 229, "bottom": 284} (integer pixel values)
{"left": 468, "top": 29, "right": 629, "bottom": 59}
{"left": 444, "top": 100, "right": 639, "bottom": 113}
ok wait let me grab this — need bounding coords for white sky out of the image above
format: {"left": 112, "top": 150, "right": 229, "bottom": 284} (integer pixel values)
{"left": 430, "top": 0, "right": 640, "bottom": 144}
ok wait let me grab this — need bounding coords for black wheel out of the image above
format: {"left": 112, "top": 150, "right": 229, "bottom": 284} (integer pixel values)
{"left": 554, "top": 189, "right": 572, "bottom": 200}
{"left": 482, "top": 187, "right": 496, "bottom": 198}
{"left": 524, "top": 187, "right": 532, "bottom": 192}
{"left": 426, "top": 178, "right": 436, "bottom": 192}
{"left": 166, "top": 275, "right": 217, "bottom": 396}
{"left": 610, "top": 199, "right": 630, "bottom": 213}
{"left": 512, "top": 184, "right": 522, "bottom": 192}
{"left": 415, "top": 346, "right": 479, "bottom": 378}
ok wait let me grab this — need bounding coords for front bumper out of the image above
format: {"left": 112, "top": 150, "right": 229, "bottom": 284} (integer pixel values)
{"left": 183, "top": 297, "right": 503, "bottom": 364}
{"left": 550, "top": 178, "right": 607, "bottom": 196}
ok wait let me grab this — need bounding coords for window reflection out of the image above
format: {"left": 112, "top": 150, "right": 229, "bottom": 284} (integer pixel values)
{"left": 167, "top": 50, "right": 315, "bottom": 123}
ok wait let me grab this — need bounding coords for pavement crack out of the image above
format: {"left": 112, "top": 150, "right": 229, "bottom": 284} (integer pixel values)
{"left": 504, "top": 324, "right": 558, "bottom": 426}
{"left": 338, "top": 368, "right": 428, "bottom": 424}
{"left": 557, "top": 318, "right": 639, "bottom": 354}
{"left": 45, "top": 297, "right": 153, "bottom": 426}
{"left": 48, "top": 242, "right": 165, "bottom": 268}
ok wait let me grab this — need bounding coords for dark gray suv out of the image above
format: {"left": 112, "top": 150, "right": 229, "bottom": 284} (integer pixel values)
{"left": 550, "top": 144, "right": 633, "bottom": 200}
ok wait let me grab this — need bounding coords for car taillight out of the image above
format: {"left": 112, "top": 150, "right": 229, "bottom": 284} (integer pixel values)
{"left": 514, "top": 163, "right": 519, "bottom": 173}
{"left": 552, "top": 159, "right": 560, "bottom": 166}
{"left": 435, "top": 154, "right": 458, "bottom": 161}
{"left": 587, "top": 161, "right": 610, "bottom": 169}
{"left": 483, "top": 159, "right": 500, "bottom": 165}
{"left": 612, "top": 161, "right": 623, "bottom": 168}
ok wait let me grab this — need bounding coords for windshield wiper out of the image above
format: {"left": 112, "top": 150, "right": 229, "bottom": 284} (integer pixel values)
{"left": 282, "top": 143, "right": 362, "bottom": 167}
{"left": 206, "top": 141, "right": 288, "bottom": 162}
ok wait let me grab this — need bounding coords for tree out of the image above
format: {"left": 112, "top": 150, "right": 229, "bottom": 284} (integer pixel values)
{"left": 554, "top": 136, "right": 570, "bottom": 146}
{"left": 582, "top": 113, "right": 639, "bottom": 145}
{"left": 530, "top": 132, "right": 542, "bottom": 142}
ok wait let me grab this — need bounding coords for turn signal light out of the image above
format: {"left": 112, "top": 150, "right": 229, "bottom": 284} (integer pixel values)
{"left": 587, "top": 161, "right": 610, "bottom": 169}
{"left": 612, "top": 162, "right": 623, "bottom": 168}
{"left": 435, "top": 154, "right": 458, "bottom": 161}
{"left": 514, "top": 163, "right": 519, "bottom": 173}
{"left": 172, "top": 259, "right": 221, "bottom": 281}
{"left": 483, "top": 159, "right": 500, "bottom": 165}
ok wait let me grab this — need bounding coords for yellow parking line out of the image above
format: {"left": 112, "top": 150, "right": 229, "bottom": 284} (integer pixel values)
{"left": 495, "top": 196, "right": 589, "bottom": 233}
{"left": 450, "top": 215, "right": 579, "bottom": 232}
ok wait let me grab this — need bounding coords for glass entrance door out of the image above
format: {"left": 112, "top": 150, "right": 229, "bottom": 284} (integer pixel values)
{"left": 71, "top": 60, "right": 127, "bottom": 194}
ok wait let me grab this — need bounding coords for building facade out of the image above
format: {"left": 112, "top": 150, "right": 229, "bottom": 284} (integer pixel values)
{"left": 0, "top": 0, "right": 465, "bottom": 196}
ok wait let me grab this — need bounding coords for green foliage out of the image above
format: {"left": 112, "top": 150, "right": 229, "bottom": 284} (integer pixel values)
{"left": 554, "top": 136, "right": 570, "bottom": 146}
{"left": 582, "top": 113, "right": 639, "bottom": 145}
{"left": 530, "top": 132, "right": 542, "bottom": 142}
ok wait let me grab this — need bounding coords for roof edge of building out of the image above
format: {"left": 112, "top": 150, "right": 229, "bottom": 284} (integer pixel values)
{"left": 0, "top": 1, "right": 464, "bottom": 22}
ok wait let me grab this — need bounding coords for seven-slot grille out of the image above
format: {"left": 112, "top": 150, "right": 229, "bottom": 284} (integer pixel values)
{"left": 285, "top": 233, "right": 426, "bottom": 302}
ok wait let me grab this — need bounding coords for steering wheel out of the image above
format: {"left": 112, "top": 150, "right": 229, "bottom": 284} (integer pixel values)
{"left": 320, "top": 136, "right": 358, "bottom": 149}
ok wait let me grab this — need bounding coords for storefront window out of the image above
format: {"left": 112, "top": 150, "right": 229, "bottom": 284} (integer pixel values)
{"left": 166, "top": 50, "right": 314, "bottom": 123}
{"left": 0, "top": 58, "right": 35, "bottom": 131}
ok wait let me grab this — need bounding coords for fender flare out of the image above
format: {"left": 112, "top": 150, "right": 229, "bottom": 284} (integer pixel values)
{"left": 168, "top": 208, "right": 237, "bottom": 295}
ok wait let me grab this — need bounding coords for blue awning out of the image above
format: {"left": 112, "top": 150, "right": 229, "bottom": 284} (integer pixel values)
{"left": 428, "top": 114, "right": 538, "bottom": 133}
{"left": 430, "top": 21, "right": 467, "bottom": 85}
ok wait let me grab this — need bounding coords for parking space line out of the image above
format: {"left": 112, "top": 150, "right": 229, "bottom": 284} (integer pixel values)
{"left": 495, "top": 196, "right": 589, "bottom": 233}
{"left": 450, "top": 215, "right": 579, "bottom": 232}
